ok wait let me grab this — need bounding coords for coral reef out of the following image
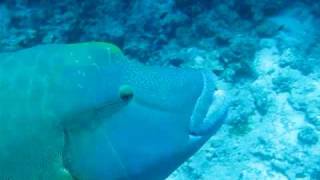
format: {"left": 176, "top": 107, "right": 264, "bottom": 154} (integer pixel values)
{"left": 297, "top": 127, "right": 319, "bottom": 145}
{"left": 0, "top": 0, "right": 319, "bottom": 179}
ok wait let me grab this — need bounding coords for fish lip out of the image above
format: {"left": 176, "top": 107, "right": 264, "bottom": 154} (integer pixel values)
{"left": 189, "top": 72, "right": 228, "bottom": 136}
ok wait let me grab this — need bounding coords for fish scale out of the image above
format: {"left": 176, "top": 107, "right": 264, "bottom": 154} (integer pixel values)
{"left": 0, "top": 43, "right": 122, "bottom": 179}
{"left": 0, "top": 47, "right": 72, "bottom": 180}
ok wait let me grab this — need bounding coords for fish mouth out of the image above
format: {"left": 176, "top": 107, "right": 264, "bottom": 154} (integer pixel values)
{"left": 189, "top": 71, "right": 228, "bottom": 136}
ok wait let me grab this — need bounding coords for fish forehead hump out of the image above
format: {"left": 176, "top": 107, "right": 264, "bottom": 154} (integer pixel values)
{"left": 0, "top": 42, "right": 125, "bottom": 180}
{"left": 0, "top": 42, "right": 226, "bottom": 180}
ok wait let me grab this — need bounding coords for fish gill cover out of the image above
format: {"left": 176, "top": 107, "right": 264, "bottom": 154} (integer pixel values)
{"left": 0, "top": 0, "right": 319, "bottom": 179}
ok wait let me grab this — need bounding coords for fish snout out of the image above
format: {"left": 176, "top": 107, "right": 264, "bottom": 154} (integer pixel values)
{"left": 189, "top": 72, "right": 228, "bottom": 137}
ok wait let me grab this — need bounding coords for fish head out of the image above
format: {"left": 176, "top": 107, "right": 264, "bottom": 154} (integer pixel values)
{"left": 62, "top": 43, "right": 228, "bottom": 180}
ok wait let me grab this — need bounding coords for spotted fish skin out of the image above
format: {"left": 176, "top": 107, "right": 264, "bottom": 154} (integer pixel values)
{"left": 0, "top": 42, "right": 228, "bottom": 180}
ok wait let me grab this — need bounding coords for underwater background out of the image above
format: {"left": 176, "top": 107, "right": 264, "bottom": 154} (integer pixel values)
{"left": 0, "top": 0, "right": 319, "bottom": 179}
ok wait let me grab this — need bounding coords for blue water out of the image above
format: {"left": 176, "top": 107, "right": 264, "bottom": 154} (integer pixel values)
{"left": 0, "top": 1, "right": 319, "bottom": 179}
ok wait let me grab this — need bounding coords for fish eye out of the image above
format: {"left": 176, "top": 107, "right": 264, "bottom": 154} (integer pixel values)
{"left": 119, "top": 84, "right": 134, "bottom": 101}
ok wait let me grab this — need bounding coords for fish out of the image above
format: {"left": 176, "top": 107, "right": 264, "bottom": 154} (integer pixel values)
{"left": 0, "top": 42, "right": 228, "bottom": 180}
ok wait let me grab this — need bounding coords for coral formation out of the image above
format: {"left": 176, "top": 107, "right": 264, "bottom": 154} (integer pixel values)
{"left": 297, "top": 127, "right": 319, "bottom": 145}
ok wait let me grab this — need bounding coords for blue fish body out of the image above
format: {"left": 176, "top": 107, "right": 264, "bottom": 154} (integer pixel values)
{"left": 0, "top": 42, "right": 228, "bottom": 180}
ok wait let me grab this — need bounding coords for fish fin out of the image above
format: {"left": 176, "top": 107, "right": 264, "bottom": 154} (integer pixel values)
{"left": 56, "top": 168, "right": 75, "bottom": 180}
